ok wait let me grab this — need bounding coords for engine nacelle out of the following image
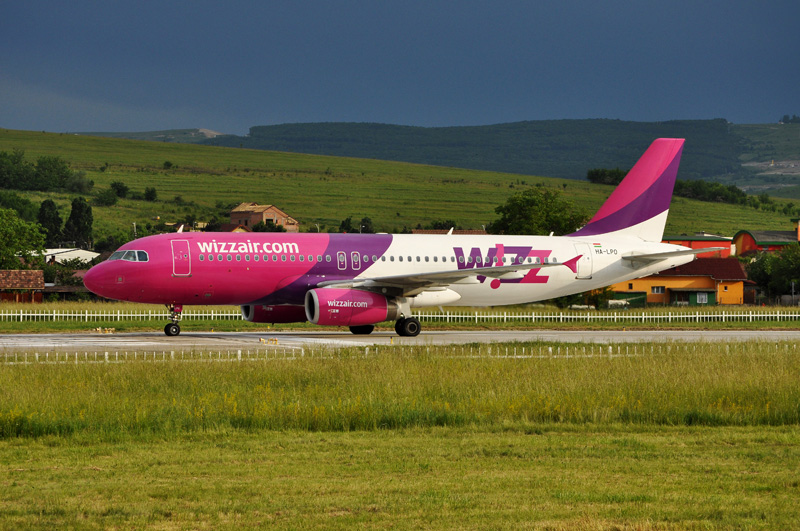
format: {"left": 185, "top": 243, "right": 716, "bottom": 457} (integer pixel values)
{"left": 241, "top": 304, "right": 308, "bottom": 324}
{"left": 305, "top": 288, "right": 400, "bottom": 326}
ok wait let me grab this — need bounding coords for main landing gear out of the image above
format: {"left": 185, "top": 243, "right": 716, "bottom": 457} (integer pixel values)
{"left": 395, "top": 317, "right": 421, "bottom": 337}
{"left": 347, "top": 318, "right": 421, "bottom": 337}
{"left": 164, "top": 304, "right": 183, "bottom": 336}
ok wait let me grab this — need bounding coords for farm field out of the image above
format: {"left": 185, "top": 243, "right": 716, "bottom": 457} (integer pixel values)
{"left": 1, "top": 341, "right": 799, "bottom": 528}
{"left": 1, "top": 129, "right": 795, "bottom": 238}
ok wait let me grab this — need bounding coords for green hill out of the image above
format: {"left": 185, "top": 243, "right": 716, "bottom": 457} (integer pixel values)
{"left": 202, "top": 119, "right": 746, "bottom": 181}
{"left": 0, "top": 129, "right": 795, "bottom": 245}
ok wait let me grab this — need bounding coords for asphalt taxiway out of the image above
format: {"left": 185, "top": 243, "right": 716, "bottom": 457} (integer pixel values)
{"left": 3, "top": 329, "right": 800, "bottom": 354}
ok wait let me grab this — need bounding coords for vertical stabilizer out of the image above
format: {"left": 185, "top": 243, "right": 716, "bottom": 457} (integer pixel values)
{"left": 569, "top": 138, "right": 684, "bottom": 242}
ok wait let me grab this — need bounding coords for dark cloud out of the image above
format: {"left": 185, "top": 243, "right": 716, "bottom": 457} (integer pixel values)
{"left": 2, "top": 1, "right": 798, "bottom": 134}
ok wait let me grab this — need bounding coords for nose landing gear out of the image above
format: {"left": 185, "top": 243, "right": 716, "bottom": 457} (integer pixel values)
{"left": 164, "top": 304, "right": 183, "bottom": 336}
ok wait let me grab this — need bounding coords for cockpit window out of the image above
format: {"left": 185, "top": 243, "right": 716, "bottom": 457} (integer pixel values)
{"left": 108, "top": 250, "right": 149, "bottom": 262}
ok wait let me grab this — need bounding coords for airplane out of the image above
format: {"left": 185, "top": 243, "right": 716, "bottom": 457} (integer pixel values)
{"left": 84, "top": 138, "right": 713, "bottom": 337}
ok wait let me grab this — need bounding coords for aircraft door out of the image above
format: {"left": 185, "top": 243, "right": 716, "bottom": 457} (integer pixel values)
{"left": 573, "top": 243, "right": 593, "bottom": 279}
{"left": 337, "top": 251, "right": 347, "bottom": 270}
{"left": 171, "top": 240, "right": 191, "bottom": 277}
{"left": 351, "top": 251, "right": 361, "bottom": 271}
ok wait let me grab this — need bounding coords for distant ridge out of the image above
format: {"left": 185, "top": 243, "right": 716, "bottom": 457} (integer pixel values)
{"left": 202, "top": 119, "right": 743, "bottom": 181}
{"left": 78, "top": 128, "right": 224, "bottom": 143}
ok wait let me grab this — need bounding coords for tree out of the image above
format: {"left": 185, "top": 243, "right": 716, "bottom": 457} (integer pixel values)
{"left": 339, "top": 216, "right": 354, "bottom": 233}
{"left": 251, "top": 220, "right": 286, "bottom": 232}
{"left": 746, "top": 247, "right": 800, "bottom": 301}
{"left": 33, "top": 155, "right": 72, "bottom": 190}
{"left": 0, "top": 149, "right": 34, "bottom": 189}
{"left": 62, "top": 197, "right": 93, "bottom": 248}
{"left": 95, "top": 188, "right": 118, "bottom": 206}
{"left": 0, "top": 208, "right": 45, "bottom": 269}
{"left": 359, "top": 217, "right": 374, "bottom": 234}
{"left": 37, "top": 199, "right": 63, "bottom": 247}
{"left": 586, "top": 168, "right": 626, "bottom": 185}
{"left": 110, "top": 181, "right": 129, "bottom": 198}
{"left": 488, "top": 188, "right": 589, "bottom": 236}
{"left": 144, "top": 187, "right": 158, "bottom": 201}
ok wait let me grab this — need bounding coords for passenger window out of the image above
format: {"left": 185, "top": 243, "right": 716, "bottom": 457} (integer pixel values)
{"left": 281, "top": 255, "right": 287, "bottom": 262}
{"left": 236, "top": 255, "right": 241, "bottom": 262}
{"left": 325, "top": 255, "right": 331, "bottom": 262}
{"left": 245, "top": 255, "right": 250, "bottom": 262}
{"left": 226, "top": 255, "right": 232, "bottom": 261}
{"left": 254, "top": 255, "right": 259, "bottom": 262}
{"left": 208, "top": 254, "right": 214, "bottom": 262}
{"left": 399, "top": 256, "right": 403, "bottom": 262}
{"left": 318, "top": 255, "right": 323, "bottom": 262}
{"left": 272, "top": 255, "right": 278, "bottom": 262}
{"left": 199, "top": 254, "right": 204, "bottom": 262}
{"left": 299, "top": 255, "right": 304, "bottom": 262}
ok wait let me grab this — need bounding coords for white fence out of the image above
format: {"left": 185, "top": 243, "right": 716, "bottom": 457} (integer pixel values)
{"left": 2, "top": 308, "right": 800, "bottom": 324}
{"left": 415, "top": 309, "right": 800, "bottom": 324}
{"left": 0, "top": 309, "right": 242, "bottom": 322}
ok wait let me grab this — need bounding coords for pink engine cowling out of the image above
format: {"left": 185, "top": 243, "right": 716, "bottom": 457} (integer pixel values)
{"left": 240, "top": 304, "right": 308, "bottom": 324}
{"left": 305, "top": 288, "right": 400, "bottom": 326}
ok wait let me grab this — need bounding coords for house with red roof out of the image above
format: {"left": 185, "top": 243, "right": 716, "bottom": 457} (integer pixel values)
{"left": 610, "top": 258, "right": 752, "bottom": 306}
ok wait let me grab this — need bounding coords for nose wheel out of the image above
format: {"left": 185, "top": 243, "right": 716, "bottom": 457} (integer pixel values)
{"left": 164, "top": 304, "right": 183, "bottom": 336}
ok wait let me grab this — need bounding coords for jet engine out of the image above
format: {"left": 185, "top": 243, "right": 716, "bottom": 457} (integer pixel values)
{"left": 240, "top": 304, "right": 308, "bottom": 324}
{"left": 305, "top": 288, "right": 400, "bottom": 326}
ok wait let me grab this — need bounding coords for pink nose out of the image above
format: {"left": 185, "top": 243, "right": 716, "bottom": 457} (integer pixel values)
{"left": 83, "top": 263, "right": 122, "bottom": 300}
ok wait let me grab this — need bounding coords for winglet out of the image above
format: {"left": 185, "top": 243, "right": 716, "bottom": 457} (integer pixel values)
{"left": 570, "top": 138, "right": 684, "bottom": 242}
{"left": 563, "top": 254, "right": 582, "bottom": 274}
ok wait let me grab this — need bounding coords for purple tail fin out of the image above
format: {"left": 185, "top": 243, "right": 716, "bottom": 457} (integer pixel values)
{"left": 569, "top": 138, "right": 684, "bottom": 242}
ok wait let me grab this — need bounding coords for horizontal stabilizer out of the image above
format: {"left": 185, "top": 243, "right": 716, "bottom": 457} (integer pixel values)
{"left": 622, "top": 247, "right": 725, "bottom": 268}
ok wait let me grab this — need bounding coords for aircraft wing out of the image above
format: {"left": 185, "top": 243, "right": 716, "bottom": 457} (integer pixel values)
{"left": 318, "top": 255, "right": 582, "bottom": 296}
{"left": 622, "top": 247, "right": 726, "bottom": 268}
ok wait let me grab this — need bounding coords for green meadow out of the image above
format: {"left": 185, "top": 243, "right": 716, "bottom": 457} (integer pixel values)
{"left": 1, "top": 128, "right": 794, "bottom": 238}
{"left": 1, "top": 341, "right": 799, "bottom": 528}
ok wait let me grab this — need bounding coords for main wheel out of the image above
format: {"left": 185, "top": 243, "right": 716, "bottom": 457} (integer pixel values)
{"left": 349, "top": 324, "right": 375, "bottom": 335}
{"left": 396, "top": 317, "right": 421, "bottom": 337}
{"left": 164, "top": 322, "right": 181, "bottom": 336}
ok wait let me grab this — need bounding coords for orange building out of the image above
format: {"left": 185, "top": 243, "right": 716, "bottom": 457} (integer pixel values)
{"left": 229, "top": 203, "right": 299, "bottom": 232}
{"left": 611, "top": 258, "right": 750, "bottom": 306}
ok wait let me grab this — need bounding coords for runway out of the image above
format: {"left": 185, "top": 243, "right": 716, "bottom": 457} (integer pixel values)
{"left": 2, "top": 328, "right": 800, "bottom": 354}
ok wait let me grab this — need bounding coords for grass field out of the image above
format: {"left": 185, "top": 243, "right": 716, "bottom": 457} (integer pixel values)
{"left": 1, "top": 341, "right": 799, "bottom": 528}
{"left": 1, "top": 129, "right": 795, "bottom": 238}
{"left": 2, "top": 427, "right": 798, "bottom": 529}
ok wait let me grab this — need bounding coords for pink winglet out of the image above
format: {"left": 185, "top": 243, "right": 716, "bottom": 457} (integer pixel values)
{"left": 563, "top": 255, "right": 581, "bottom": 274}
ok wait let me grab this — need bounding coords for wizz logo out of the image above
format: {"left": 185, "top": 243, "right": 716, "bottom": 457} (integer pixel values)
{"left": 453, "top": 245, "right": 552, "bottom": 289}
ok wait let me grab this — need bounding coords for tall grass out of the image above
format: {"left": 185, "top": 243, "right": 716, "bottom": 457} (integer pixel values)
{"left": 1, "top": 341, "right": 798, "bottom": 438}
